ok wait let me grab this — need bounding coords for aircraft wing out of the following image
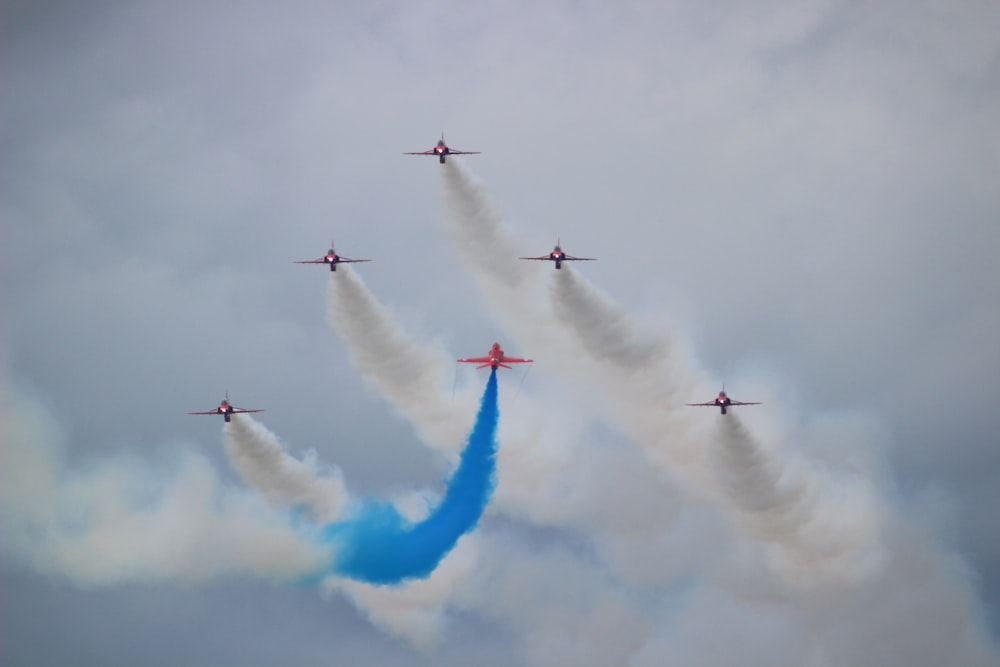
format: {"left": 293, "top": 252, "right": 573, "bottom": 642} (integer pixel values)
{"left": 230, "top": 408, "right": 265, "bottom": 414}
{"left": 457, "top": 356, "right": 492, "bottom": 364}
{"left": 685, "top": 401, "right": 718, "bottom": 407}
{"left": 563, "top": 255, "right": 596, "bottom": 261}
{"left": 447, "top": 150, "right": 481, "bottom": 155}
{"left": 403, "top": 150, "right": 437, "bottom": 155}
{"left": 728, "top": 401, "right": 761, "bottom": 406}
{"left": 294, "top": 258, "right": 328, "bottom": 264}
{"left": 500, "top": 356, "right": 533, "bottom": 364}
{"left": 337, "top": 258, "right": 372, "bottom": 264}
{"left": 519, "top": 255, "right": 554, "bottom": 261}
{"left": 188, "top": 409, "right": 221, "bottom": 415}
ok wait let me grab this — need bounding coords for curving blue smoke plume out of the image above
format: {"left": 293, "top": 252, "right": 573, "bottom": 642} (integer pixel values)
{"left": 322, "top": 369, "right": 499, "bottom": 584}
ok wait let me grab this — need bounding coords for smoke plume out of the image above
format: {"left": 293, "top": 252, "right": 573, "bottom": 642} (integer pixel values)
{"left": 320, "top": 370, "right": 499, "bottom": 584}
{"left": 0, "top": 386, "right": 329, "bottom": 585}
{"left": 223, "top": 414, "right": 349, "bottom": 523}
{"left": 326, "top": 268, "right": 474, "bottom": 451}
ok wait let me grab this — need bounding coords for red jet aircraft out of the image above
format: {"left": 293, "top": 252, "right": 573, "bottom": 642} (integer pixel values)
{"left": 294, "top": 241, "right": 371, "bottom": 272}
{"left": 686, "top": 387, "right": 761, "bottom": 415}
{"left": 189, "top": 392, "right": 264, "bottom": 422}
{"left": 458, "top": 342, "right": 533, "bottom": 370}
{"left": 404, "top": 133, "right": 481, "bottom": 164}
{"left": 520, "top": 239, "right": 596, "bottom": 270}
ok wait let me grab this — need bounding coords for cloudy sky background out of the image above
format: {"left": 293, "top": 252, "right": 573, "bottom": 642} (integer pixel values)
{"left": 3, "top": 1, "right": 999, "bottom": 665}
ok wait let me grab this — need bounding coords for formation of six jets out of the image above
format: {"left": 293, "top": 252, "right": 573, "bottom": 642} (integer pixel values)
{"left": 189, "top": 134, "right": 760, "bottom": 420}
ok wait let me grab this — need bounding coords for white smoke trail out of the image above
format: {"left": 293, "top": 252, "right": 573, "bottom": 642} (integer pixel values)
{"left": 0, "top": 386, "right": 330, "bottom": 585}
{"left": 550, "top": 264, "right": 890, "bottom": 586}
{"left": 439, "top": 163, "right": 573, "bottom": 362}
{"left": 549, "top": 267, "right": 712, "bottom": 475}
{"left": 439, "top": 162, "right": 536, "bottom": 293}
{"left": 548, "top": 238, "right": 889, "bottom": 586}
{"left": 223, "top": 414, "right": 349, "bottom": 523}
{"left": 326, "top": 268, "right": 474, "bottom": 452}
{"left": 712, "top": 414, "right": 885, "bottom": 587}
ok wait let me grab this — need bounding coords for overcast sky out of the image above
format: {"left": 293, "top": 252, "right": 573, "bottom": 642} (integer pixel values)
{"left": 3, "top": 1, "right": 999, "bottom": 665}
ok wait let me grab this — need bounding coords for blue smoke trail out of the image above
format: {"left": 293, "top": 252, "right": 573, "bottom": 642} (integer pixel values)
{"left": 322, "top": 369, "right": 499, "bottom": 584}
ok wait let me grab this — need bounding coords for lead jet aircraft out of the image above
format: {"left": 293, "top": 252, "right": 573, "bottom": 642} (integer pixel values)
{"left": 294, "top": 241, "right": 371, "bottom": 272}
{"left": 404, "top": 133, "right": 481, "bottom": 164}
{"left": 520, "top": 239, "right": 596, "bottom": 269}
{"left": 458, "top": 342, "right": 533, "bottom": 370}
{"left": 189, "top": 392, "right": 264, "bottom": 422}
{"left": 686, "top": 387, "right": 761, "bottom": 415}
